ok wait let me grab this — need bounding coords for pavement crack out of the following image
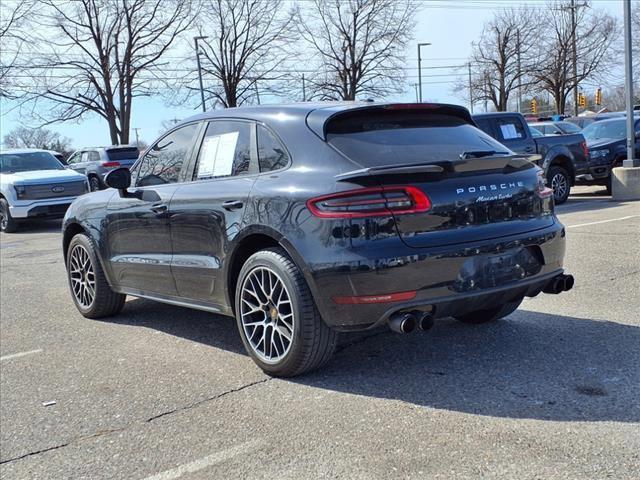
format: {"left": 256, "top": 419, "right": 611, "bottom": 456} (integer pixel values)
{"left": 145, "top": 378, "right": 272, "bottom": 423}
{"left": 0, "top": 443, "right": 70, "bottom": 465}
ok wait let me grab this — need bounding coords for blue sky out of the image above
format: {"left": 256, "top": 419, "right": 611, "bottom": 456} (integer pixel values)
{"left": 0, "top": 0, "right": 624, "bottom": 149}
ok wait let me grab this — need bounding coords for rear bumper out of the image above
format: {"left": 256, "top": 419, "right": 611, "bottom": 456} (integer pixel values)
{"left": 10, "top": 197, "right": 78, "bottom": 219}
{"left": 304, "top": 220, "right": 566, "bottom": 331}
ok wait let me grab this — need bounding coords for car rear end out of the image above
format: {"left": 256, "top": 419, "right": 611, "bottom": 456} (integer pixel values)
{"left": 297, "top": 104, "right": 570, "bottom": 331}
{"left": 96, "top": 146, "right": 140, "bottom": 182}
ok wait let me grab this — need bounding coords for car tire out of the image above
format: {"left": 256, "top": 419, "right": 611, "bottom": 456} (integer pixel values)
{"left": 235, "top": 247, "right": 337, "bottom": 377}
{"left": 89, "top": 176, "right": 101, "bottom": 192}
{"left": 66, "top": 233, "right": 126, "bottom": 318}
{"left": 0, "top": 197, "right": 19, "bottom": 233}
{"left": 547, "top": 166, "right": 571, "bottom": 205}
{"left": 454, "top": 299, "right": 523, "bottom": 325}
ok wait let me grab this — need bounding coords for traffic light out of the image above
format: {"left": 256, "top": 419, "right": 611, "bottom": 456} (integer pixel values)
{"left": 530, "top": 98, "right": 537, "bottom": 114}
{"left": 578, "top": 92, "right": 586, "bottom": 108}
{"left": 595, "top": 88, "right": 602, "bottom": 106}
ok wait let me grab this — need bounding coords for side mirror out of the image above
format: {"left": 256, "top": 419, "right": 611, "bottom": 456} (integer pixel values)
{"left": 104, "top": 167, "right": 131, "bottom": 191}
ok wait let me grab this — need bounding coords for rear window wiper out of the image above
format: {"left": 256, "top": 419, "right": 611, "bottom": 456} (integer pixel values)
{"left": 460, "top": 150, "right": 510, "bottom": 159}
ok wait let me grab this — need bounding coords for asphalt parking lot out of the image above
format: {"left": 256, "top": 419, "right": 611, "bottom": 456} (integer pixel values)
{"left": 1, "top": 185, "right": 638, "bottom": 480}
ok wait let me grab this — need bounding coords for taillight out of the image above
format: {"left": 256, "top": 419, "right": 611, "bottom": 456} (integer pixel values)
{"left": 536, "top": 170, "right": 553, "bottom": 199}
{"left": 101, "top": 161, "right": 121, "bottom": 168}
{"left": 307, "top": 186, "right": 431, "bottom": 219}
{"left": 581, "top": 140, "right": 589, "bottom": 159}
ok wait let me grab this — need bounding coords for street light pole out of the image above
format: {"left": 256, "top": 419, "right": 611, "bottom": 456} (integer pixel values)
{"left": 194, "top": 36, "right": 208, "bottom": 112}
{"left": 417, "top": 42, "right": 431, "bottom": 103}
{"left": 623, "top": 0, "right": 638, "bottom": 167}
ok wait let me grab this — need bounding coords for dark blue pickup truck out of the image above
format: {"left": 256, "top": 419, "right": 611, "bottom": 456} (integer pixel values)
{"left": 579, "top": 116, "right": 640, "bottom": 194}
{"left": 473, "top": 112, "right": 589, "bottom": 204}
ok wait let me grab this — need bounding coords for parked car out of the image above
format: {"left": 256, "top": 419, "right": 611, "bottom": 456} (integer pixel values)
{"left": 579, "top": 117, "right": 640, "bottom": 194}
{"left": 529, "top": 121, "right": 583, "bottom": 135}
{"left": 473, "top": 112, "right": 589, "bottom": 204}
{"left": 565, "top": 112, "right": 627, "bottom": 130}
{"left": 66, "top": 145, "right": 140, "bottom": 191}
{"left": 0, "top": 149, "right": 89, "bottom": 232}
{"left": 62, "top": 102, "right": 573, "bottom": 376}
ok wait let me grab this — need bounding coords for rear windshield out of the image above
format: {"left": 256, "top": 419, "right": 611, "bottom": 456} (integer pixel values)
{"left": 107, "top": 147, "right": 139, "bottom": 161}
{"left": 326, "top": 112, "right": 509, "bottom": 167}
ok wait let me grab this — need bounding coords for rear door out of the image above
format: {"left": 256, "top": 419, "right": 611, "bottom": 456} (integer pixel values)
{"left": 169, "top": 119, "right": 258, "bottom": 305}
{"left": 325, "top": 107, "right": 554, "bottom": 249}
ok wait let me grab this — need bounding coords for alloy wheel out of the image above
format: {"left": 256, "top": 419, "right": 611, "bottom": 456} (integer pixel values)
{"left": 69, "top": 244, "right": 96, "bottom": 308}
{"left": 240, "top": 266, "right": 294, "bottom": 364}
{"left": 551, "top": 172, "right": 568, "bottom": 201}
{"left": 0, "top": 204, "right": 7, "bottom": 230}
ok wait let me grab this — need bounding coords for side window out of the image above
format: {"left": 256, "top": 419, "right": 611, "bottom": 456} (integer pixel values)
{"left": 194, "top": 121, "right": 253, "bottom": 180}
{"left": 135, "top": 123, "right": 199, "bottom": 187}
{"left": 67, "top": 152, "right": 82, "bottom": 164}
{"left": 88, "top": 151, "right": 100, "bottom": 162}
{"left": 496, "top": 118, "right": 527, "bottom": 141}
{"left": 257, "top": 125, "right": 289, "bottom": 172}
{"left": 81, "top": 152, "right": 90, "bottom": 162}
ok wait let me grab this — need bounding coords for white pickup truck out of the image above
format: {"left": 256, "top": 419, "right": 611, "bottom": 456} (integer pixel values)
{"left": 0, "top": 149, "right": 89, "bottom": 233}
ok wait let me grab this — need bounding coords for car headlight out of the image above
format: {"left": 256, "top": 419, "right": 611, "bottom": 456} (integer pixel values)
{"left": 13, "top": 185, "right": 26, "bottom": 199}
{"left": 590, "top": 149, "right": 609, "bottom": 159}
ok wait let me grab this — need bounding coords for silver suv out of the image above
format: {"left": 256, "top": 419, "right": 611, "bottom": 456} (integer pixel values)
{"left": 66, "top": 145, "right": 139, "bottom": 191}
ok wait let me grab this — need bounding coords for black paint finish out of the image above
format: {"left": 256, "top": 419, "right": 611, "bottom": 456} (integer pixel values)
{"left": 63, "top": 102, "right": 567, "bottom": 331}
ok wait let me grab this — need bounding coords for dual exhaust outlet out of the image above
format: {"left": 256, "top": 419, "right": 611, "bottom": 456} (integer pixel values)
{"left": 387, "top": 274, "right": 574, "bottom": 334}
{"left": 542, "top": 274, "right": 574, "bottom": 294}
{"left": 388, "top": 310, "right": 434, "bottom": 334}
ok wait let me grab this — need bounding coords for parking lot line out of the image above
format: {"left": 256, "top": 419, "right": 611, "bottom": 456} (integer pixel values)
{"left": 0, "top": 349, "right": 43, "bottom": 361}
{"left": 141, "top": 440, "right": 264, "bottom": 480}
{"left": 566, "top": 215, "right": 640, "bottom": 229}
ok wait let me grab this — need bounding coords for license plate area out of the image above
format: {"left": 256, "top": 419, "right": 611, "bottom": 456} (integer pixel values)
{"left": 452, "top": 247, "right": 543, "bottom": 292}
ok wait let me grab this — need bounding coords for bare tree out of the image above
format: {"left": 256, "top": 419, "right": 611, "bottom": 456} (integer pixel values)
{"left": 530, "top": 1, "right": 619, "bottom": 115}
{"left": 23, "top": 0, "right": 195, "bottom": 145}
{"left": 3, "top": 126, "right": 72, "bottom": 153}
{"left": 458, "top": 7, "right": 538, "bottom": 112}
{"left": 298, "top": 0, "right": 417, "bottom": 101}
{"left": 0, "top": 0, "right": 34, "bottom": 97}
{"left": 193, "top": 0, "right": 296, "bottom": 108}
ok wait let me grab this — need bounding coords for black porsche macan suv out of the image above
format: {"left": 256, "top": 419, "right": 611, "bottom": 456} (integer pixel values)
{"left": 62, "top": 102, "right": 573, "bottom": 376}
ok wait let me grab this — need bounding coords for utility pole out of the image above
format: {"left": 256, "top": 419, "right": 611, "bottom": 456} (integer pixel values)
{"left": 302, "top": 74, "right": 306, "bottom": 102}
{"left": 468, "top": 63, "right": 473, "bottom": 113}
{"left": 516, "top": 29, "right": 522, "bottom": 113}
{"left": 417, "top": 42, "right": 431, "bottom": 103}
{"left": 194, "top": 36, "right": 208, "bottom": 112}
{"left": 133, "top": 128, "right": 140, "bottom": 146}
{"left": 623, "top": 0, "right": 638, "bottom": 167}
{"left": 571, "top": 0, "right": 578, "bottom": 116}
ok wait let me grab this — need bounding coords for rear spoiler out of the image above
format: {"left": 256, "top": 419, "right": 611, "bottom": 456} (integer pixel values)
{"left": 307, "top": 103, "right": 474, "bottom": 140}
{"left": 336, "top": 156, "right": 537, "bottom": 182}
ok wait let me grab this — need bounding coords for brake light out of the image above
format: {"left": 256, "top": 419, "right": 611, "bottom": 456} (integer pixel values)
{"left": 536, "top": 170, "right": 553, "bottom": 199}
{"left": 580, "top": 140, "right": 589, "bottom": 159}
{"left": 307, "top": 186, "right": 431, "bottom": 219}
{"left": 101, "top": 161, "right": 121, "bottom": 168}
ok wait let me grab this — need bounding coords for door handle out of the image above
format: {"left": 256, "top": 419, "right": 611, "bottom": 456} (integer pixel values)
{"left": 150, "top": 203, "right": 168, "bottom": 215}
{"left": 222, "top": 200, "right": 244, "bottom": 211}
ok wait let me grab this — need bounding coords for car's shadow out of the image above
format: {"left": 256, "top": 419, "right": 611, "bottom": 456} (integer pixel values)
{"left": 110, "top": 298, "right": 639, "bottom": 423}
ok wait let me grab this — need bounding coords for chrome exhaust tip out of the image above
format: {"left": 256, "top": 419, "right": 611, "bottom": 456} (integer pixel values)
{"left": 388, "top": 312, "right": 417, "bottom": 334}
{"left": 413, "top": 311, "right": 434, "bottom": 331}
